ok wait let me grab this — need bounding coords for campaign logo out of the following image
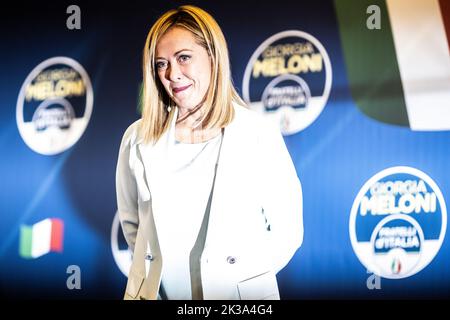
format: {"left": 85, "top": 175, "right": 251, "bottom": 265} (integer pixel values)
{"left": 350, "top": 166, "right": 447, "bottom": 279}
{"left": 242, "top": 30, "right": 332, "bottom": 135}
{"left": 19, "top": 218, "right": 64, "bottom": 259}
{"left": 111, "top": 211, "right": 132, "bottom": 277}
{"left": 16, "top": 57, "right": 93, "bottom": 155}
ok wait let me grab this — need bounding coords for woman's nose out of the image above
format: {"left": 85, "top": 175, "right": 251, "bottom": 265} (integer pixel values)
{"left": 166, "top": 64, "right": 182, "bottom": 81}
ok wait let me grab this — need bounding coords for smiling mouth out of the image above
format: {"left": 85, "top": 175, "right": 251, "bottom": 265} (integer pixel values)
{"left": 172, "top": 84, "right": 191, "bottom": 93}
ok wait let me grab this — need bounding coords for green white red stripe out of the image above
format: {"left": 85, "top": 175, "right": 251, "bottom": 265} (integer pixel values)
{"left": 20, "top": 218, "right": 64, "bottom": 259}
{"left": 335, "top": 0, "right": 450, "bottom": 130}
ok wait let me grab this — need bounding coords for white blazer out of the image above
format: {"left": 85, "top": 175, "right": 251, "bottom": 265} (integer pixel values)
{"left": 116, "top": 103, "right": 303, "bottom": 300}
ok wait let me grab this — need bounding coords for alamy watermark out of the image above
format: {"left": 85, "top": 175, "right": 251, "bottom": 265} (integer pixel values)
{"left": 366, "top": 269, "right": 381, "bottom": 290}
{"left": 366, "top": 5, "right": 381, "bottom": 30}
{"left": 66, "top": 5, "right": 81, "bottom": 30}
{"left": 66, "top": 265, "right": 81, "bottom": 290}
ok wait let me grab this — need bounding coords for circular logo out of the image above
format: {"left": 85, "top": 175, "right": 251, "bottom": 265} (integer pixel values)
{"left": 111, "top": 211, "right": 132, "bottom": 277}
{"left": 350, "top": 166, "right": 447, "bottom": 279}
{"left": 16, "top": 57, "right": 93, "bottom": 155}
{"left": 243, "top": 30, "right": 332, "bottom": 135}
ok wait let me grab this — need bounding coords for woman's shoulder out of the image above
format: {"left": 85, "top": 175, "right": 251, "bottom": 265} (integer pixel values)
{"left": 233, "top": 103, "right": 263, "bottom": 124}
{"left": 120, "top": 119, "right": 142, "bottom": 146}
{"left": 232, "top": 102, "right": 278, "bottom": 132}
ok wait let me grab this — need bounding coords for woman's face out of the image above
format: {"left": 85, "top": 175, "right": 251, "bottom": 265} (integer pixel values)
{"left": 155, "top": 27, "right": 212, "bottom": 111}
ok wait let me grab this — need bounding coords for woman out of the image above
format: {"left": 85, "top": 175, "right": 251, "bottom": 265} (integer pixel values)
{"left": 116, "top": 5, "right": 303, "bottom": 300}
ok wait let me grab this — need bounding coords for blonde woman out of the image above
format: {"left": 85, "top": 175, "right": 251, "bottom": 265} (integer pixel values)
{"left": 116, "top": 5, "right": 303, "bottom": 300}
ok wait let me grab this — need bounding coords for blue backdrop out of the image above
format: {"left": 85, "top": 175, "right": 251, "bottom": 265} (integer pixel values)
{"left": 1, "top": 0, "right": 449, "bottom": 299}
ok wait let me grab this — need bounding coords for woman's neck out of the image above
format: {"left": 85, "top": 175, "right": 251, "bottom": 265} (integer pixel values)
{"left": 176, "top": 104, "right": 206, "bottom": 129}
{"left": 175, "top": 105, "right": 221, "bottom": 143}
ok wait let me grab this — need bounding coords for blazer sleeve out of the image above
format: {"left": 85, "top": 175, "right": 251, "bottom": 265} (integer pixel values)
{"left": 258, "top": 119, "right": 304, "bottom": 274}
{"left": 115, "top": 123, "right": 139, "bottom": 253}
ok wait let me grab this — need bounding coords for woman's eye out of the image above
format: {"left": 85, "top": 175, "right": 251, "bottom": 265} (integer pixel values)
{"left": 178, "top": 55, "right": 191, "bottom": 63}
{"left": 156, "top": 61, "right": 167, "bottom": 70}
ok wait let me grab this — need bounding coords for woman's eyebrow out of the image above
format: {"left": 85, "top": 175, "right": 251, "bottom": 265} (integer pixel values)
{"left": 156, "top": 49, "right": 193, "bottom": 60}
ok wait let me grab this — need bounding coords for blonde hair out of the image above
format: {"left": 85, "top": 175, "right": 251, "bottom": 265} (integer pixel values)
{"left": 140, "top": 5, "right": 245, "bottom": 144}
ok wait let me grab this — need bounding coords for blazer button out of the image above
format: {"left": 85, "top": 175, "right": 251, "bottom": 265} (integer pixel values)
{"left": 145, "top": 254, "right": 154, "bottom": 261}
{"left": 227, "top": 256, "right": 236, "bottom": 264}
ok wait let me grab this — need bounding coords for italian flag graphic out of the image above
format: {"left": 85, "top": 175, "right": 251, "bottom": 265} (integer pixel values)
{"left": 391, "top": 257, "right": 402, "bottom": 275}
{"left": 20, "top": 218, "right": 64, "bottom": 259}
{"left": 335, "top": 0, "right": 450, "bottom": 130}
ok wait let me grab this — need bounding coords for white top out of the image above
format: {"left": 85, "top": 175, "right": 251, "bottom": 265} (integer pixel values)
{"left": 156, "top": 133, "right": 222, "bottom": 300}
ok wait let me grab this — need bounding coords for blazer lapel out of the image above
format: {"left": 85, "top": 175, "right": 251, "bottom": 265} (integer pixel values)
{"left": 203, "top": 107, "right": 244, "bottom": 247}
{"left": 134, "top": 105, "right": 245, "bottom": 250}
{"left": 136, "top": 108, "right": 178, "bottom": 236}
